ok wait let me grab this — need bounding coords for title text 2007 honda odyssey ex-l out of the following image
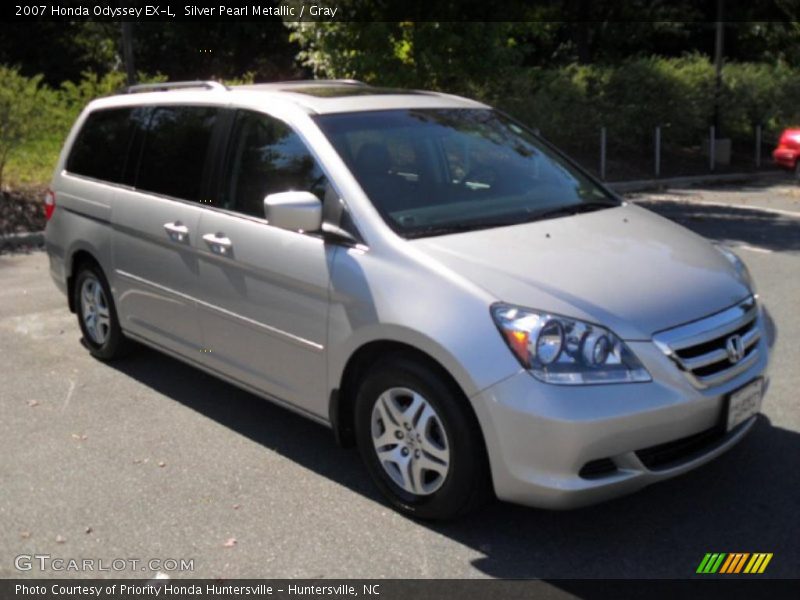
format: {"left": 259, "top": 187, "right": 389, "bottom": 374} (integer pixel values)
{"left": 45, "top": 80, "right": 770, "bottom": 519}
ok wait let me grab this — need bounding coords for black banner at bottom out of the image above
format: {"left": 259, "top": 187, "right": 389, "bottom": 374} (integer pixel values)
{"left": 4, "top": 579, "right": 800, "bottom": 600}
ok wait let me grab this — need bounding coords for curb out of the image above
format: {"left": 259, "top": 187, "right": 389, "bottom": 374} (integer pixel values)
{"left": 0, "top": 231, "right": 44, "bottom": 250}
{"left": 608, "top": 170, "right": 790, "bottom": 194}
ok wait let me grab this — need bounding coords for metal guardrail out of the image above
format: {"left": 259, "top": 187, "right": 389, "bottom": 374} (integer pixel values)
{"left": 596, "top": 124, "right": 773, "bottom": 181}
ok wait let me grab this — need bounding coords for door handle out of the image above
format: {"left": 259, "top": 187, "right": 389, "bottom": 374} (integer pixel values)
{"left": 164, "top": 221, "right": 189, "bottom": 243}
{"left": 202, "top": 232, "right": 233, "bottom": 255}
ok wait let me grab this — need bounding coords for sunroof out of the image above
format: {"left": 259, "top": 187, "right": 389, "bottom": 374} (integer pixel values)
{"left": 283, "top": 86, "right": 426, "bottom": 98}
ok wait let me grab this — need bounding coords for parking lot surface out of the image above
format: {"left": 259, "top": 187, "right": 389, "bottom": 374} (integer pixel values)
{"left": 1, "top": 182, "right": 799, "bottom": 581}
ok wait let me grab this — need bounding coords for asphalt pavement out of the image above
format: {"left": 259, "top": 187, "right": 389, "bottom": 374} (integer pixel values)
{"left": 1, "top": 182, "right": 798, "bottom": 582}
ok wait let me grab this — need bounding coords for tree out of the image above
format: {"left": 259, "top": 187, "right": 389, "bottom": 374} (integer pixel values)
{"left": 130, "top": 22, "right": 301, "bottom": 82}
{"left": 0, "top": 23, "right": 119, "bottom": 86}
{"left": 286, "top": 20, "right": 522, "bottom": 93}
{"left": 0, "top": 67, "right": 45, "bottom": 187}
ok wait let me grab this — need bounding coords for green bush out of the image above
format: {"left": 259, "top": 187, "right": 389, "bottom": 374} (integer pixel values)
{"left": 602, "top": 55, "right": 715, "bottom": 148}
{"left": 488, "top": 55, "right": 720, "bottom": 152}
{"left": 4, "top": 70, "right": 166, "bottom": 185}
{"left": 495, "top": 65, "right": 604, "bottom": 143}
{"left": 483, "top": 54, "right": 800, "bottom": 152}
{"left": 0, "top": 66, "right": 48, "bottom": 186}
{"left": 724, "top": 61, "right": 800, "bottom": 142}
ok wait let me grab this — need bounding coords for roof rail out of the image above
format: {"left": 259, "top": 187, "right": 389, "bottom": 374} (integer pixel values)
{"left": 125, "top": 80, "right": 228, "bottom": 94}
{"left": 276, "top": 79, "right": 367, "bottom": 87}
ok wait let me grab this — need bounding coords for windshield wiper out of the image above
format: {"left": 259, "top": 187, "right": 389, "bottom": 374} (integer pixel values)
{"left": 402, "top": 201, "right": 619, "bottom": 239}
{"left": 403, "top": 222, "right": 500, "bottom": 239}
{"left": 530, "top": 200, "right": 619, "bottom": 222}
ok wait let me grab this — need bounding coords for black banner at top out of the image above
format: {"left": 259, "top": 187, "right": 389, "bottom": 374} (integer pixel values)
{"left": 4, "top": 0, "right": 800, "bottom": 23}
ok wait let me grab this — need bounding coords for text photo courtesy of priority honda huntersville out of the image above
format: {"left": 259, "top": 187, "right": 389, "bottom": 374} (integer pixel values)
{"left": 44, "top": 80, "right": 770, "bottom": 519}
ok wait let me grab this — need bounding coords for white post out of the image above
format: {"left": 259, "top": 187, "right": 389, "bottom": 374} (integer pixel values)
{"left": 710, "top": 126, "right": 716, "bottom": 171}
{"left": 655, "top": 126, "right": 661, "bottom": 177}
{"left": 755, "top": 124, "right": 762, "bottom": 168}
{"left": 600, "top": 127, "right": 607, "bottom": 180}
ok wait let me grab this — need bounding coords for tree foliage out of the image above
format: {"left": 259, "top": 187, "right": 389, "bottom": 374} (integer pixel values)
{"left": 495, "top": 55, "right": 800, "bottom": 154}
{"left": 286, "top": 21, "right": 522, "bottom": 93}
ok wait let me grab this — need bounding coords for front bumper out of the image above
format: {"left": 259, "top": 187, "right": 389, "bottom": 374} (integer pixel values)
{"left": 472, "top": 323, "right": 770, "bottom": 510}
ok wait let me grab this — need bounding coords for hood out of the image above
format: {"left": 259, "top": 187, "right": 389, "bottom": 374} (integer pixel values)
{"left": 410, "top": 204, "right": 751, "bottom": 340}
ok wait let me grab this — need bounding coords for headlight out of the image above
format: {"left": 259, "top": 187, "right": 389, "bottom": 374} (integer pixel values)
{"left": 491, "top": 303, "right": 651, "bottom": 385}
{"left": 714, "top": 244, "right": 755, "bottom": 293}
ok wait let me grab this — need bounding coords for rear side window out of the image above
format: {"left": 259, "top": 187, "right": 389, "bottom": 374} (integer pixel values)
{"left": 135, "top": 106, "right": 219, "bottom": 202}
{"left": 66, "top": 108, "right": 136, "bottom": 183}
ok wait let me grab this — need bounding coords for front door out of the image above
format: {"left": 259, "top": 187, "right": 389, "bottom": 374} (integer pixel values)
{"left": 194, "top": 109, "right": 335, "bottom": 418}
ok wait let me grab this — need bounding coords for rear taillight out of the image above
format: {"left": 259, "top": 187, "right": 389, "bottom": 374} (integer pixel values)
{"left": 44, "top": 189, "right": 56, "bottom": 221}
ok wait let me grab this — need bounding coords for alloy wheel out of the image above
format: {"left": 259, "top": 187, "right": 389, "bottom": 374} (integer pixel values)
{"left": 370, "top": 387, "right": 450, "bottom": 496}
{"left": 80, "top": 275, "right": 111, "bottom": 345}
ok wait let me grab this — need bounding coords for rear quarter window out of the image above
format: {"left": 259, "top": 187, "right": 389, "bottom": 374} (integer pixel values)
{"left": 66, "top": 107, "right": 137, "bottom": 184}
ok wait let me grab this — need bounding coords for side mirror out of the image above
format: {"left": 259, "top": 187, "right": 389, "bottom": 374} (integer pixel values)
{"left": 263, "top": 191, "right": 322, "bottom": 233}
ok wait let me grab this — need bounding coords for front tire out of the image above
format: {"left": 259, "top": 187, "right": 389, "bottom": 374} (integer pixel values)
{"left": 74, "top": 264, "right": 131, "bottom": 361}
{"left": 354, "top": 356, "right": 492, "bottom": 519}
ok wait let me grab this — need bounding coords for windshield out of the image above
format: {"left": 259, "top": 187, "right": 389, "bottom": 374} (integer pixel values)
{"left": 314, "top": 109, "right": 618, "bottom": 238}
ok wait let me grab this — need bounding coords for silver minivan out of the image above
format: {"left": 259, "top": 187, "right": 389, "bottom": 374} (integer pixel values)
{"left": 45, "top": 80, "right": 769, "bottom": 519}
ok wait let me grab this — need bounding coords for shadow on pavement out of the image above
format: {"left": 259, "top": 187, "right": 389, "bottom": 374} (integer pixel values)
{"left": 639, "top": 200, "right": 800, "bottom": 253}
{"left": 110, "top": 347, "right": 799, "bottom": 579}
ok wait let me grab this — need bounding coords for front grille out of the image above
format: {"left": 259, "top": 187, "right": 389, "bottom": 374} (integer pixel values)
{"left": 653, "top": 297, "right": 761, "bottom": 389}
{"left": 636, "top": 426, "right": 727, "bottom": 471}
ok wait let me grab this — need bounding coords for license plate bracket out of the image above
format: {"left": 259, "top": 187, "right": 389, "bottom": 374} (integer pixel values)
{"left": 726, "top": 378, "right": 763, "bottom": 432}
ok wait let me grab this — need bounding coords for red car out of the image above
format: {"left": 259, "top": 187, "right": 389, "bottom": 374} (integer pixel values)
{"left": 773, "top": 128, "right": 800, "bottom": 176}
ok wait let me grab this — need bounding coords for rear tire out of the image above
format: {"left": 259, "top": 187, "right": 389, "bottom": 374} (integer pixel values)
{"left": 794, "top": 160, "right": 800, "bottom": 180}
{"left": 73, "top": 264, "right": 132, "bottom": 361}
{"left": 354, "top": 355, "right": 492, "bottom": 520}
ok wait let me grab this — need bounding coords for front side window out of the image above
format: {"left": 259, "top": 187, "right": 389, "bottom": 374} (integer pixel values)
{"left": 314, "top": 109, "right": 618, "bottom": 238}
{"left": 220, "top": 110, "right": 328, "bottom": 218}
{"left": 135, "top": 105, "right": 219, "bottom": 202}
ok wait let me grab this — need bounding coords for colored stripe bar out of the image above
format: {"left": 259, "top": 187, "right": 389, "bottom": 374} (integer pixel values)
{"left": 733, "top": 553, "right": 750, "bottom": 573}
{"left": 697, "top": 553, "right": 713, "bottom": 574}
{"left": 710, "top": 553, "right": 726, "bottom": 573}
{"left": 699, "top": 552, "right": 772, "bottom": 575}
{"left": 745, "top": 554, "right": 761, "bottom": 573}
{"left": 758, "top": 554, "right": 773, "bottom": 573}
{"left": 719, "top": 554, "right": 736, "bottom": 574}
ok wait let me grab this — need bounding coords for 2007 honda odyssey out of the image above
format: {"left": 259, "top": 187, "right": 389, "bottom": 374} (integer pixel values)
{"left": 45, "top": 80, "right": 770, "bottom": 519}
